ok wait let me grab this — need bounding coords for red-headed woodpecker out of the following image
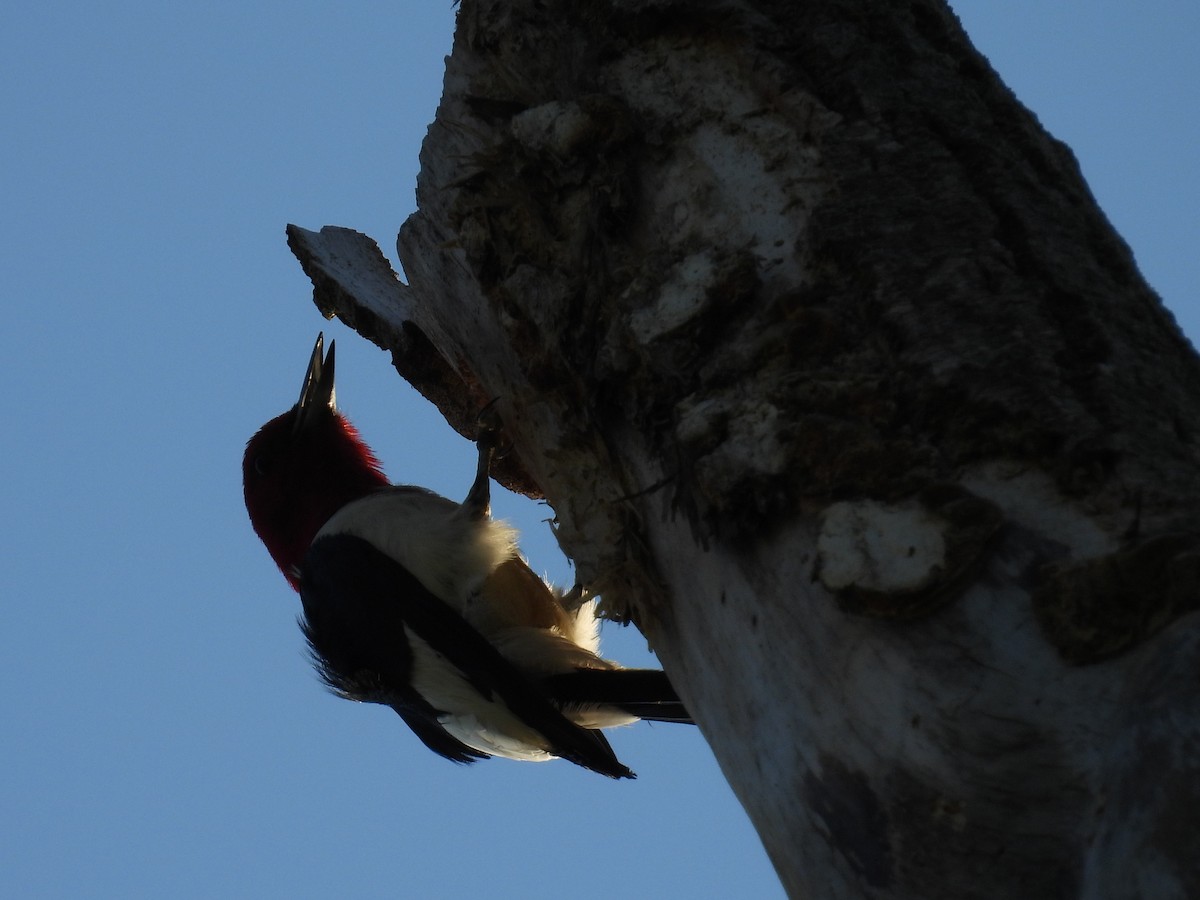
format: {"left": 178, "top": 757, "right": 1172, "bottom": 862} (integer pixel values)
{"left": 243, "top": 334, "right": 691, "bottom": 778}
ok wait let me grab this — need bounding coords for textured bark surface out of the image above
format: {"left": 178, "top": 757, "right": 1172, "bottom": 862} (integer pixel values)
{"left": 288, "top": 1, "right": 1200, "bottom": 896}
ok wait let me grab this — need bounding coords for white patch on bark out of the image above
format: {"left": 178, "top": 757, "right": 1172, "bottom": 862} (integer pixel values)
{"left": 961, "top": 462, "right": 1115, "bottom": 559}
{"left": 510, "top": 100, "right": 595, "bottom": 158}
{"left": 606, "top": 41, "right": 834, "bottom": 294}
{"left": 629, "top": 252, "right": 716, "bottom": 343}
{"left": 676, "top": 393, "right": 787, "bottom": 483}
{"left": 816, "top": 500, "right": 948, "bottom": 593}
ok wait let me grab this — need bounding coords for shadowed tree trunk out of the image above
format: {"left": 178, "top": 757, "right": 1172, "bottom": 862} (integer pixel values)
{"left": 285, "top": 1, "right": 1200, "bottom": 896}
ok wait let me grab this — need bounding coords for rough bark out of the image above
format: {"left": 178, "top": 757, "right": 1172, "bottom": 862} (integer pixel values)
{"left": 286, "top": 1, "right": 1200, "bottom": 897}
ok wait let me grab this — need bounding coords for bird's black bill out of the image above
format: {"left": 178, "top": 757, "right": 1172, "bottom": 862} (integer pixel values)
{"left": 293, "top": 333, "right": 336, "bottom": 433}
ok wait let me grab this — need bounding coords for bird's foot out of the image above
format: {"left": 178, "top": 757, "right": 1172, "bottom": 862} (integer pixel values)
{"left": 558, "top": 582, "right": 592, "bottom": 613}
{"left": 473, "top": 398, "right": 509, "bottom": 455}
{"left": 464, "top": 399, "right": 508, "bottom": 517}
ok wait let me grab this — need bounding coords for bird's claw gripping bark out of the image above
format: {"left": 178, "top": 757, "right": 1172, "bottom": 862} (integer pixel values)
{"left": 559, "top": 582, "right": 591, "bottom": 613}
{"left": 464, "top": 400, "right": 507, "bottom": 518}
{"left": 470, "top": 400, "right": 504, "bottom": 458}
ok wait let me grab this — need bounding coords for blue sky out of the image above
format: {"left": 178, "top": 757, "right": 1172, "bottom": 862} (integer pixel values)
{"left": 2, "top": 3, "right": 1195, "bottom": 898}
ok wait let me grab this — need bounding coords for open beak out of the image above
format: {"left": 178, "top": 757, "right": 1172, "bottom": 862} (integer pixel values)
{"left": 293, "top": 332, "right": 336, "bottom": 433}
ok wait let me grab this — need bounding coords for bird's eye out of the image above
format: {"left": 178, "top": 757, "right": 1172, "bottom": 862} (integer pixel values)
{"left": 254, "top": 455, "right": 270, "bottom": 475}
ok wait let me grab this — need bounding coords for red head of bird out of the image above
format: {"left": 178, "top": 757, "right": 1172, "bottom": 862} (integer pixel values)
{"left": 242, "top": 334, "right": 388, "bottom": 589}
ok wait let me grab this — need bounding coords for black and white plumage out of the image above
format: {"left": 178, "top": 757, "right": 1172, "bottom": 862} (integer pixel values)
{"left": 242, "top": 334, "right": 692, "bottom": 778}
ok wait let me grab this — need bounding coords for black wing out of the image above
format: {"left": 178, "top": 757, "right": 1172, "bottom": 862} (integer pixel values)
{"left": 299, "top": 535, "right": 487, "bottom": 764}
{"left": 390, "top": 703, "right": 490, "bottom": 764}
{"left": 299, "top": 533, "right": 634, "bottom": 778}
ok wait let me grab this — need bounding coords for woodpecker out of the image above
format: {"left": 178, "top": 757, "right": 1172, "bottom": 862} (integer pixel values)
{"left": 243, "top": 334, "right": 691, "bottom": 778}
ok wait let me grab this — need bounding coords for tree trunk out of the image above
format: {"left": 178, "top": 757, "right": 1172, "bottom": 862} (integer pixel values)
{"left": 286, "top": 1, "right": 1200, "bottom": 896}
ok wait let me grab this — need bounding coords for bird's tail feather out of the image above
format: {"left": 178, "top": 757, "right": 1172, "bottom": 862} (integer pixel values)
{"left": 541, "top": 669, "right": 695, "bottom": 726}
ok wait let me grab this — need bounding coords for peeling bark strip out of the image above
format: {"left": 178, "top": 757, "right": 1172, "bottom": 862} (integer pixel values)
{"left": 287, "top": 0, "right": 1200, "bottom": 896}
{"left": 286, "top": 225, "right": 542, "bottom": 496}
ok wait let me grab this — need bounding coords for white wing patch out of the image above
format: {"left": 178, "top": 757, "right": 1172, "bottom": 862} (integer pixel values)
{"left": 405, "top": 628, "right": 556, "bottom": 761}
{"left": 316, "top": 488, "right": 517, "bottom": 616}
